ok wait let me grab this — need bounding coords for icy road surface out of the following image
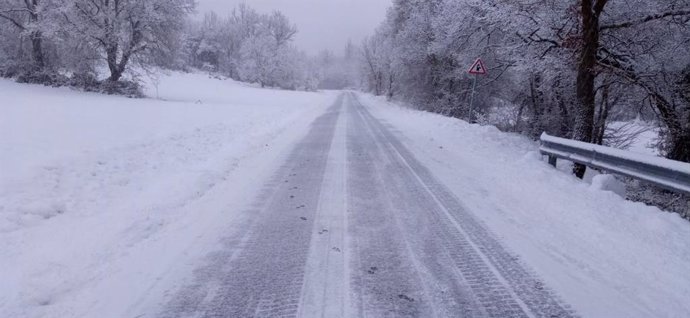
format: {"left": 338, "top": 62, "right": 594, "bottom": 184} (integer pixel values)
{"left": 161, "top": 93, "right": 575, "bottom": 317}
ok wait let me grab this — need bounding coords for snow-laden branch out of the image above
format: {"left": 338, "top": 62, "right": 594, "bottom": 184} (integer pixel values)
{"left": 0, "top": 12, "right": 25, "bottom": 29}
{"left": 0, "top": 8, "right": 31, "bottom": 14}
{"left": 600, "top": 10, "right": 690, "bottom": 31}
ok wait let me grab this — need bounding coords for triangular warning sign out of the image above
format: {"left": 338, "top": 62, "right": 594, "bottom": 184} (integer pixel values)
{"left": 468, "top": 58, "right": 487, "bottom": 75}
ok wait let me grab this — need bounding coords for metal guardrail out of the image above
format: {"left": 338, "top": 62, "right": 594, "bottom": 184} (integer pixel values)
{"left": 539, "top": 133, "right": 690, "bottom": 195}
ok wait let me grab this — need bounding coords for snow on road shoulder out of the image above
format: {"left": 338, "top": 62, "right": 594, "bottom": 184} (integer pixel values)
{"left": 357, "top": 93, "right": 690, "bottom": 318}
{"left": 0, "top": 73, "right": 337, "bottom": 318}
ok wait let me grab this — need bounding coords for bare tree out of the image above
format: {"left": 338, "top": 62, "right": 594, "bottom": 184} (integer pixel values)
{"left": 492, "top": 0, "right": 690, "bottom": 174}
{"left": 63, "top": 0, "right": 195, "bottom": 82}
{"left": 266, "top": 11, "right": 296, "bottom": 47}
{"left": 360, "top": 36, "right": 384, "bottom": 96}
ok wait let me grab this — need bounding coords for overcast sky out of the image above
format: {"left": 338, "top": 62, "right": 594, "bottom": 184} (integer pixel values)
{"left": 195, "top": 0, "right": 392, "bottom": 55}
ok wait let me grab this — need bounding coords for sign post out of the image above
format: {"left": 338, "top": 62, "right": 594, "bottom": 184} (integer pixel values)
{"left": 467, "top": 58, "right": 487, "bottom": 123}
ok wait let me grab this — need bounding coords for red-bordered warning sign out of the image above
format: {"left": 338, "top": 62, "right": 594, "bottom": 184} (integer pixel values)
{"left": 468, "top": 58, "right": 487, "bottom": 75}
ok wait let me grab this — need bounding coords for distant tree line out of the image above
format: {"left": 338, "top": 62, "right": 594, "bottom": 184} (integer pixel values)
{"left": 0, "top": 1, "right": 319, "bottom": 94}
{"left": 315, "top": 40, "right": 360, "bottom": 90}
{"left": 183, "top": 5, "right": 320, "bottom": 91}
{"left": 360, "top": 0, "right": 690, "bottom": 170}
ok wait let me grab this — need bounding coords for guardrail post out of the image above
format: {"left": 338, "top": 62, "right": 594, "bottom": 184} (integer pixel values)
{"left": 548, "top": 155, "right": 557, "bottom": 167}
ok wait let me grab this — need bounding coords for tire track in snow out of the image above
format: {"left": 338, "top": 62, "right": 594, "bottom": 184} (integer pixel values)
{"left": 345, "top": 94, "right": 438, "bottom": 317}
{"left": 298, "top": 93, "right": 350, "bottom": 318}
{"left": 350, "top": 92, "right": 576, "bottom": 318}
{"left": 347, "top": 93, "right": 498, "bottom": 317}
{"left": 160, "top": 96, "right": 344, "bottom": 318}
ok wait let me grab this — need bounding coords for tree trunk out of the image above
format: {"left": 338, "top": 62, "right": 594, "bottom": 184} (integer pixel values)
{"left": 592, "top": 83, "right": 610, "bottom": 145}
{"left": 667, "top": 131, "right": 690, "bottom": 162}
{"left": 105, "top": 16, "right": 142, "bottom": 82}
{"left": 30, "top": 31, "right": 45, "bottom": 70}
{"left": 108, "top": 70, "right": 123, "bottom": 82}
{"left": 529, "top": 74, "right": 545, "bottom": 138}
{"left": 375, "top": 71, "right": 383, "bottom": 96}
{"left": 107, "top": 46, "right": 123, "bottom": 82}
{"left": 573, "top": 0, "right": 606, "bottom": 178}
{"left": 28, "top": 0, "right": 44, "bottom": 70}
{"left": 650, "top": 92, "right": 690, "bottom": 162}
{"left": 106, "top": 42, "right": 134, "bottom": 82}
{"left": 515, "top": 102, "right": 525, "bottom": 133}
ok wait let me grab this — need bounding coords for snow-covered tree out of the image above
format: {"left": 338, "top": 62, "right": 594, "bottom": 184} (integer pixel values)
{"left": 0, "top": 0, "right": 63, "bottom": 71}
{"left": 238, "top": 33, "right": 276, "bottom": 87}
{"left": 181, "top": 5, "right": 315, "bottom": 91}
{"left": 360, "top": 0, "right": 690, "bottom": 169}
{"left": 62, "top": 0, "right": 195, "bottom": 82}
{"left": 486, "top": 0, "right": 690, "bottom": 171}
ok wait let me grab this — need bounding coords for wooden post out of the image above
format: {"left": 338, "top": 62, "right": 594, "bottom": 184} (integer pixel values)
{"left": 548, "top": 155, "right": 557, "bottom": 167}
{"left": 468, "top": 76, "right": 477, "bottom": 123}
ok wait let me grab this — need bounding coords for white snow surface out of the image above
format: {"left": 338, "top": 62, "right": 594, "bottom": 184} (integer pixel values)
{"left": 590, "top": 174, "right": 627, "bottom": 198}
{"left": 0, "top": 73, "right": 337, "bottom": 318}
{"left": 360, "top": 94, "right": 690, "bottom": 318}
{"left": 3, "top": 74, "right": 690, "bottom": 318}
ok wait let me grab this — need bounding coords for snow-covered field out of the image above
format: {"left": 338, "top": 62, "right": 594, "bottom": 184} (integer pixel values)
{"left": 361, "top": 95, "right": 690, "bottom": 317}
{"left": 0, "top": 73, "right": 337, "bottom": 317}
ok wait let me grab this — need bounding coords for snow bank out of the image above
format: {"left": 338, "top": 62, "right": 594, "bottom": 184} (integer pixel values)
{"left": 359, "top": 94, "right": 690, "bottom": 318}
{"left": 0, "top": 72, "right": 337, "bottom": 318}
{"left": 590, "top": 174, "right": 627, "bottom": 197}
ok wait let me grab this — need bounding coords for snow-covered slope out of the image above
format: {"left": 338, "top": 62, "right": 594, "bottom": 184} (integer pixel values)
{"left": 0, "top": 73, "right": 337, "bottom": 318}
{"left": 360, "top": 94, "right": 690, "bottom": 318}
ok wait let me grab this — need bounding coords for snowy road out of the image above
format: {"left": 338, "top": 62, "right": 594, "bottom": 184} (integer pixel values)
{"left": 4, "top": 74, "right": 690, "bottom": 318}
{"left": 161, "top": 93, "right": 575, "bottom": 318}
